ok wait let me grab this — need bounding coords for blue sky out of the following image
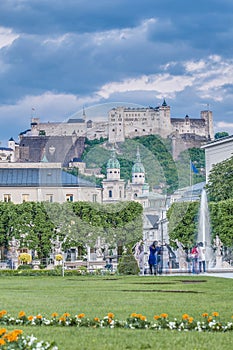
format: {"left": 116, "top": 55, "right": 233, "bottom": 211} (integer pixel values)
{"left": 1, "top": 0, "right": 233, "bottom": 145}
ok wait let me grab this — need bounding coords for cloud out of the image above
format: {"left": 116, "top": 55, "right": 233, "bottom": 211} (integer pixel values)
{"left": 1, "top": 0, "right": 233, "bottom": 142}
{"left": 0, "top": 26, "right": 19, "bottom": 49}
{"left": 97, "top": 74, "right": 194, "bottom": 99}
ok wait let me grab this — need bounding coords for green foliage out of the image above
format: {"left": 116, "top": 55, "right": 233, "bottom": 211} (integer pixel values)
{"left": 209, "top": 199, "right": 233, "bottom": 246}
{"left": 135, "top": 135, "right": 178, "bottom": 193}
{"left": 206, "top": 156, "right": 233, "bottom": 202}
{"left": 82, "top": 137, "right": 108, "bottom": 168}
{"left": 0, "top": 201, "right": 143, "bottom": 259}
{"left": 117, "top": 248, "right": 140, "bottom": 275}
{"left": 82, "top": 135, "right": 206, "bottom": 194}
{"left": 176, "top": 147, "right": 205, "bottom": 187}
{"left": 167, "top": 198, "right": 233, "bottom": 248}
{"left": 167, "top": 201, "right": 199, "bottom": 248}
{"left": 214, "top": 132, "right": 229, "bottom": 139}
{"left": 17, "top": 264, "right": 32, "bottom": 270}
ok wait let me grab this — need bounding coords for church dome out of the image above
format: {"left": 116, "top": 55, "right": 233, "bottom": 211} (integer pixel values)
{"left": 132, "top": 146, "right": 145, "bottom": 174}
{"left": 132, "top": 162, "right": 145, "bottom": 173}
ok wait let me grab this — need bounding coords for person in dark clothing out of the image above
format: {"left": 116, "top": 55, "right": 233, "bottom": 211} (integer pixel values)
{"left": 148, "top": 241, "right": 159, "bottom": 275}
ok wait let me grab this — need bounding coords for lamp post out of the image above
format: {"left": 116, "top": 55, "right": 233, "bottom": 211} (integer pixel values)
{"left": 159, "top": 196, "right": 168, "bottom": 274}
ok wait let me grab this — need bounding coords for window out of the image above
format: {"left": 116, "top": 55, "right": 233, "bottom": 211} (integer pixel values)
{"left": 4, "top": 194, "right": 11, "bottom": 202}
{"left": 92, "top": 194, "right": 97, "bottom": 202}
{"left": 109, "top": 190, "right": 112, "bottom": 198}
{"left": 46, "top": 194, "right": 53, "bottom": 203}
{"left": 22, "top": 194, "right": 29, "bottom": 202}
{"left": 66, "top": 194, "right": 74, "bottom": 202}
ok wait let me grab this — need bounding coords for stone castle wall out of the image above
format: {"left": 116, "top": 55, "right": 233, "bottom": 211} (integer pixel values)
{"left": 21, "top": 102, "right": 213, "bottom": 157}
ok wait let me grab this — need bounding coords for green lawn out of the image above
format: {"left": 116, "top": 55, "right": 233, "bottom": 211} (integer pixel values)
{"left": 1, "top": 275, "right": 233, "bottom": 349}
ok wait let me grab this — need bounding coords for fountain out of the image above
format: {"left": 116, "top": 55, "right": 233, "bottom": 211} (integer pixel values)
{"left": 197, "top": 189, "right": 214, "bottom": 269}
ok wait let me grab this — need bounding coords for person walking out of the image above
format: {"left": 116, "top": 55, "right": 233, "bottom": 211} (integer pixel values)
{"left": 191, "top": 245, "right": 199, "bottom": 274}
{"left": 198, "top": 242, "right": 206, "bottom": 273}
{"left": 148, "top": 241, "right": 159, "bottom": 275}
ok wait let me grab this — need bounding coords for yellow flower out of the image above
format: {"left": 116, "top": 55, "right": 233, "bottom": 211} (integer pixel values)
{"left": 12, "top": 330, "right": 23, "bottom": 336}
{"left": 94, "top": 317, "right": 100, "bottom": 322}
{"left": 160, "top": 313, "right": 168, "bottom": 319}
{"left": 182, "top": 314, "right": 189, "bottom": 320}
{"left": 107, "top": 312, "right": 114, "bottom": 319}
{"left": 28, "top": 315, "right": 34, "bottom": 321}
{"left": 0, "top": 339, "right": 5, "bottom": 345}
{"left": 59, "top": 316, "right": 65, "bottom": 322}
{"left": 0, "top": 328, "right": 7, "bottom": 336}
{"left": 140, "top": 315, "right": 146, "bottom": 321}
{"left": 0, "top": 310, "right": 7, "bottom": 318}
{"left": 208, "top": 316, "right": 213, "bottom": 322}
{"left": 212, "top": 312, "right": 219, "bottom": 317}
{"left": 63, "top": 312, "right": 70, "bottom": 317}
{"left": 188, "top": 317, "right": 194, "bottom": 323}
{"left": 131, "top": 313, "right": 138, "bottom": 318}
{"left": 19, "top": 253, "right": 32, "bottom": 263}
{"left": 153, "top": 315, "right": 160, "bottom": 320}
{"left": 78, "top": 313, "right": 85, "bottom": 319}
{"left": 18, "top": 311, "right": 26, "bottom": 318}
{"left": 55, "top": 254, "right": 63, "bottom": 261}
{"left": 202, "top": 313, "right": 208, "bottom": 317}
{"left": 3, "top": 330, "right": 19, "bottom": 342}
{"left": 52, "top": 312, "right": 58, "bottom": 318}
{"left": 36, "top": 314, "right": 42, "bottom": 319}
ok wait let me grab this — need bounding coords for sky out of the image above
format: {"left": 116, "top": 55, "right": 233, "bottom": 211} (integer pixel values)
{"left": 1, "top": 0, "right": 233, "bottom": 146}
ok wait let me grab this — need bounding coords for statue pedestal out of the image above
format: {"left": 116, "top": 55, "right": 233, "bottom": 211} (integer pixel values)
{"left": 215, "top": 256, "right": 222, "bottom": 268}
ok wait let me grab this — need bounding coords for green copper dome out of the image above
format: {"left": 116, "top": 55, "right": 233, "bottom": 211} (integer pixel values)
{"left": 132, "top": 162, "right": 145, "bottom": 173}
{"left": 132, "top": 147, "right": 145, "bottom": 173}
{"left": 107, "top": 147, "right": 120, "bottom": 169}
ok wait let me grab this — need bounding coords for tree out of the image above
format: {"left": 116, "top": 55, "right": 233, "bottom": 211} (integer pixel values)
{"left": 209, "top": 199, "right": 233, "bottom": 246}
{"left": 214, "top": 132, "right": 229, "bottom": 139}
{"left": 206, "top": 156, "right": 233, "bottom": 202}
{"left": 167, "top": 201, "right": 199, "bottom": 248}
{"left": 118, "top": 247, "right": 140, "bottom": 275}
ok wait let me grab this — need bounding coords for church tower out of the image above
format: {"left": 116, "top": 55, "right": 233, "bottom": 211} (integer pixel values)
{"left": 102, "top": 147, "right": 125, "bottom": 202}
{"left": 132, "top": 146, "right": 145, "bottom": 185}
{"left": 125, "top": 146, "right": 149, "bottom": 200}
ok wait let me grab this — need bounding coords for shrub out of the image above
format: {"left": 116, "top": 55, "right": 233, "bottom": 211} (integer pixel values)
{"left": 118, "top": 248, "right": 139, "bottom": 275}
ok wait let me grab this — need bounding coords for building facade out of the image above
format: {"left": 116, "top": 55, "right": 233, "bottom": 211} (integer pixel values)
{"left": 202, "top": 135, "right": 233, "bottom": 181}
{"left": 0, "top": 162, "right": 102, "bottom": 204}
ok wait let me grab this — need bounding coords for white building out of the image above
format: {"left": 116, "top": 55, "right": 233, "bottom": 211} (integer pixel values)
{"left": 201, "top": 135, "right": 233, "bottom": 181}
{"left": 0, "top": 162, "right": 102, "bottom": 204}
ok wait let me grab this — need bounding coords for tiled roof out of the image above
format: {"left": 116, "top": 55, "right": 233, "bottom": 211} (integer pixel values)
{"left": 19, "top": 136, "right": 85, "bottom": 166}
{"left": 146, "top": 214, "right": 159, "bottom": 228}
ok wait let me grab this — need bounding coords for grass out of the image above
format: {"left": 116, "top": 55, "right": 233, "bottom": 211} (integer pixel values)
{"left": 1, "top": 275, "right": 233, "bottom": 349}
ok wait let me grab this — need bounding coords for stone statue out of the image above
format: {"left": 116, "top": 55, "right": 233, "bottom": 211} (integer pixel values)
{"left": 51, "top": 236, "right": 62, "bottom": 255}
{"left": 8, "top": 237, "right": 20, "bottom": 269}
{"left": 214, "top": 235, "right": 223, "bottom": 257}
{"left": 133, "top": 240, "right": 144, "bottom": 272}
{"left": 174, "top": 239, "right": 187, "bottom": 270}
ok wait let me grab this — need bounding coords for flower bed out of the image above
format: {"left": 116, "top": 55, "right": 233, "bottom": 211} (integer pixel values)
{"left": 0, "top": 328, "right": 58, "bottom": 349}
{"left": 0, "top": 310, "right": 232, "bottom": 332}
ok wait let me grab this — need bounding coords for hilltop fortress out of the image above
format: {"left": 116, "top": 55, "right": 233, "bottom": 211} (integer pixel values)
{"left": 3, "top": 100, "right": 214, "bottom": 164}
{"left": 26, "top": 100, "right": 214, "bottom": 142}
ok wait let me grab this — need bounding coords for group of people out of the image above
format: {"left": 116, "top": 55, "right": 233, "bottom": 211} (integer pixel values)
{"left": 189, "top": 242, "right": 206, "bottom": 274}
{"left": 133, "top": 239, "right": 211, "bottom": 275}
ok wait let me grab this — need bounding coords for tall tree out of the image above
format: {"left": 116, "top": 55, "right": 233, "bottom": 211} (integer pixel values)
{"left": 206, "top": 156, "right": 233, "bottom": 202}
